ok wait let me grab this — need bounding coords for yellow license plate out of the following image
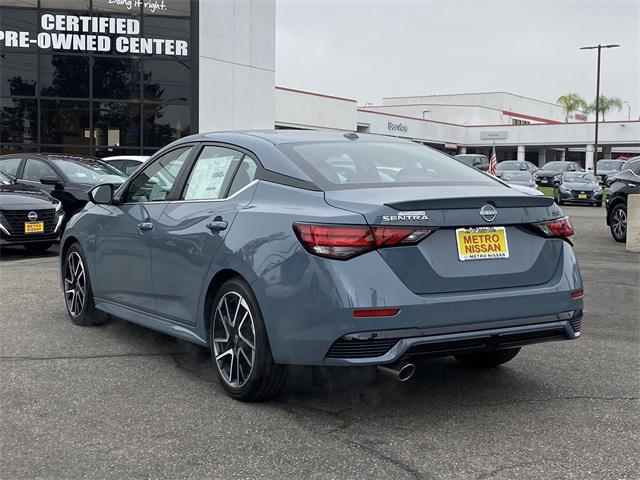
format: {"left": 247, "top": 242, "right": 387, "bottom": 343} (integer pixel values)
{"left": 578, "top": 193, "right": 587, "bottom": 199}
{"left": 24, "top": 221, "right": 44, "bottom": 234}
{"left": 456, "top": 226, "right": 509, "bottom": 261}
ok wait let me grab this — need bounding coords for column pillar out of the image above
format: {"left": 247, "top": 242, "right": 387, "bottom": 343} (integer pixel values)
{"left": 517, "top": 145, "right": 525, "bottom": 162}
{"left": 537, "top": 147, "right": 546, "bottom": 168}
{"left": 603, "top": 145, "right": 612, "bottom": 159}
{"left": 458, "top": 146, "right": 467, "bottom": 154}
{"left": 560, "top": 149, "right": 566, "bottom": 162}
{"left": 585, "top": 144, "right": 595, "bottom": 171}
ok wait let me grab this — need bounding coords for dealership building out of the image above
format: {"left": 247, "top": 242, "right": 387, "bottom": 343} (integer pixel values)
{"left": 1, "top": 0, "right": 638, "bottom": 169}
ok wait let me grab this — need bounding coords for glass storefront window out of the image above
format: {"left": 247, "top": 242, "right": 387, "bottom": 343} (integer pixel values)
{"left": 0, "top": 53, "right": 37, "bottom": 97}
{"left": 0, "top": 8, "right": 38, "bottom": 43}
{"left": 93, "top": 57, "right": 141, "bottom": 100}
{"left": 93, "top": 101, "right": 141, "bottom": 147}
{"left": 143, "top": 59, "right": 191, "bottom": 103}
{"left": 41, "top": 100, "right": 90, "bottom": 145}
{"left": 143, "top": 103, "right": 190, "bottom": 147}
{"left": 40, "top": 0, "right": 90, "bottom": 9}
{"left": 40, "top": 54, "right": 90, "bottom": 98}
{"left": 0, "top": 1, "right": 194, "bottom": 155}
{"left": 144, "top": 17, "right": 190, "bottom": 42}
{"left": 0, "top": 97, "right": 37, "bottom": 144}
{"left": 143, "top": 0, "right": 190, "bottom": 17}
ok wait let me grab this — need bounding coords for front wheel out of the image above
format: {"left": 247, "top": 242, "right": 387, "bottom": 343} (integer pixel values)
{"left": 455, "top": 347, "right": 521, "bottom": 368}
{"left": 609, "top": 204, "right": 627, "bottom": 242}
{"left": 210, "top": 278, "right": 286, "bottom": 401}
{"left": 63, "top": 244, "right": 109, "bottom": 326}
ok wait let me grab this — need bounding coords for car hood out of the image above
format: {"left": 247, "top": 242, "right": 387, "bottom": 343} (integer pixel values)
{"left": 0, "top": 183, "right": 58, "bottom": 208}
{"left": 536, "top": 170, "right": 563, "bottom": 178}
{"left": 562, "top": 182, "right": 599, "bottom": 191}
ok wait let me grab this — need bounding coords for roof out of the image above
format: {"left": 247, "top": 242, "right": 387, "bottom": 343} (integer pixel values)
{"left": 182, "top": 129, "right": 410, "bottom": 145}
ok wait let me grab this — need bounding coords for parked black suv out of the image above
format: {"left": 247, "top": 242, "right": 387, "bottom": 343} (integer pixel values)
{"left": 606, "top": 162, "right": 640, "bottom": 242}
{"left": 0, "top": 154, "right": 126, "bottom": 218}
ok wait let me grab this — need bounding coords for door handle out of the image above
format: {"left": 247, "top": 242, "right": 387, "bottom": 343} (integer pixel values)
{"left": 206, "top": 220, "right": 228, "bottom": 232}
{"left": 137, "top": 221, "right": 154, "bottom": 231}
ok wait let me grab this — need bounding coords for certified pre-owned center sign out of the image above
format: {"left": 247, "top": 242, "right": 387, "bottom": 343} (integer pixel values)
{"left": 0, "top": 13, "right": 188, "bottom": 56}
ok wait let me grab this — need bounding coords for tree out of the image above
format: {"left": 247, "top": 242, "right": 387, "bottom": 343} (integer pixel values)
{"left": 588, "top": 95, "right": 624, "bottom": 121}
{"left": 556, "top": 93, "right": 588, "bottom": 122}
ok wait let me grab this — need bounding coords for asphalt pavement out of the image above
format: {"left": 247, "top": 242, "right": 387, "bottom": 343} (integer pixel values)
{"left": 1, "top": 206, "right": 638, "bottom": 480}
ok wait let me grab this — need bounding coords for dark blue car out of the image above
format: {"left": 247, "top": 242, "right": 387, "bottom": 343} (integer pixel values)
{"left": 60, "top": 131, "right": 583, "bottom": 401}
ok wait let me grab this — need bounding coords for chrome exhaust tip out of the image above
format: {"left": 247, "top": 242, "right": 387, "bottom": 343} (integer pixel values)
{"left": 377, "top": 360, "right": 416, "bottom": 382}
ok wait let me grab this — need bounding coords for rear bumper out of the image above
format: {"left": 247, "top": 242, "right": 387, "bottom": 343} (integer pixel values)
{"left": 255, "top": 240, "right": 583, "bottom": 366}
{"left": 324, "top": 310, "right": 581, "bottom": 365}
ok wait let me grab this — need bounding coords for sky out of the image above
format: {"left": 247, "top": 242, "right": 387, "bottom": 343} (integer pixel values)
{"left": 275, "top": 0, "right": 640, "bottom": 120}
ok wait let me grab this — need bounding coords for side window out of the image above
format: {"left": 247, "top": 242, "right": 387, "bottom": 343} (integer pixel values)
{"left": 0, "top": 157, "right": 22, "bottom": 176}
{"left": 107, "top": 160, "right": 125, "bottom": 172}
{"left": 125, "top": 146, "right": 192, "bottom": 203}
{"left": 228, "top": 157, "right": 258, "bottom": 196}
{"left": 183, "top": 146, "right": 244, "bottom": 200}
{"left": 23, "top": 159, "right": 58, "bottom": 182}
{"left": 124, "top": 161, "right": 142, "bottom": 175}
{"left": 630, "top": 161, "right": 640, "bottom": 175}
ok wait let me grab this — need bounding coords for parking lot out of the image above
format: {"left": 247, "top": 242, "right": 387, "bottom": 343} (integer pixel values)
{"left": 0, "top": 205, "right": 638, "bottom": 479}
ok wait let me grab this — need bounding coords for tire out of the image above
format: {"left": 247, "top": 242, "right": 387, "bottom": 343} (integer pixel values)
{"left": 554, "top": 192, "right": 563, "bottom": 205}
{"left": 23, "top": 242, "right": 54, "bottom": 253}
{"left": 455, "top": 347, "right": 521, "bottom": 368}
{"left": 609, "top": 204, "right": 627, "bottom": 243}
{"left": 209, "top": 278, "right": 286, "bottom": 401}
{"left": 596, "top": 202, "right": 602, "bottom": 208}
{"left": 63, "top": 243, "right": 109, "bottom": 326}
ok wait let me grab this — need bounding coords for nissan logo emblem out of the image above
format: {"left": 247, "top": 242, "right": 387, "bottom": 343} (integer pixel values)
{"left": 28, "top": 211, "right": 38, "bottom": 221}
{"left": 479, "top": 204, "right": 497, "bottom": 222}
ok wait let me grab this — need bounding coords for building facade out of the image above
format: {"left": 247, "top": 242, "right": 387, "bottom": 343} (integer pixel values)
{"left": 0, "top": 0, "right": 275, "bottom": 157}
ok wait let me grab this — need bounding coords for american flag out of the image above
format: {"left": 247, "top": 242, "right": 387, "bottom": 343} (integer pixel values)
{"left": 488, "top": 144, "right": 497, "bottom": 175}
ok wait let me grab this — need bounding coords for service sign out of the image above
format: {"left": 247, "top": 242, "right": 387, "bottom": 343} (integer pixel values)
{"left": 0, "top": 12, "right": 188, "bottom": 56}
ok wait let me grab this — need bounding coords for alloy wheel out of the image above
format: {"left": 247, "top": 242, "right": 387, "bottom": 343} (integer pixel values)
{"left": 64, "top": 251, "right": 86, "bottom": 317}
{"left": 212, "top": 291, "right": 256, "bottom": 388}
{"left": 612, "top": 208, "right": 627, "bottom": 239}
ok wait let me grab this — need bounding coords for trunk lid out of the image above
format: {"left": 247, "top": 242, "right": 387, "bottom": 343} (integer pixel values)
{"left": 324, "top": 185, "right": 565, "bottom": 294}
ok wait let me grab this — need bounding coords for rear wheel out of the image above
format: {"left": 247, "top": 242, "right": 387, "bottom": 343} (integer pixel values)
{"left": 23, "top": 241, "right": 53, "bottom": 253}
{"left": 455, "top": 347, "right": 521, "bottom": 368}
{"left": 210, "top": 278, "right": 285, "bottom": 401}
{"left": 63, "top": 244, "right": 108, "bottom": 326}
{"left": 609, "top": 204, "right": 627, "bottom": 242}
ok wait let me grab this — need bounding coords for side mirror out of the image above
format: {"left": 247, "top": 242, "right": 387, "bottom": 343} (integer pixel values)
{"left": 89, "top": 184, "right": 114, "bottom": 205}
{"left": 40, "top": 176, "right": 63, "bottom": 188}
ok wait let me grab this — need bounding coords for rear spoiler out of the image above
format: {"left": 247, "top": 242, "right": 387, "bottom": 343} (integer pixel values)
{"left": 386, "top": 196, "right": 554, "bottom": 210}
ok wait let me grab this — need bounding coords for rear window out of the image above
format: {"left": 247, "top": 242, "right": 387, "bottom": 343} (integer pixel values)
{"left": 283, "top": 142, "right": 495, "bottom": 189}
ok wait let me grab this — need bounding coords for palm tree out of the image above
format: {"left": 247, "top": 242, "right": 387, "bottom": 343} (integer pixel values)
{"left": 588, "top": 95, "right": 624, "bottom": 121}
{"left": 556, "top": 93, "right": 588, "bottom": 122}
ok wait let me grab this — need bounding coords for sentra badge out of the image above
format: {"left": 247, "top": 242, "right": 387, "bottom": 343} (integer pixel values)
{"left": 382, "top": 210, "right": 429, "bottom": 222}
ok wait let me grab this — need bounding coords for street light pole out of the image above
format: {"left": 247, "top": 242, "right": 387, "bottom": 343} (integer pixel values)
{"left": 580, "top": 43, "right": 620, "bottom": 176}
{"left": 623, "top": 101, "right": 631, "bottom": 121}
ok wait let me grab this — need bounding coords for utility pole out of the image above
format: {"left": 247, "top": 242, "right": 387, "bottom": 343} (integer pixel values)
{"left": 580, "top": 44, "right": 620, "bottom": 176}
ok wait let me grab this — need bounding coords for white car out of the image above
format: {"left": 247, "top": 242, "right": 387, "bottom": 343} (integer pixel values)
{"left": 101, "top": 156, "right": 149, "bottom": 176}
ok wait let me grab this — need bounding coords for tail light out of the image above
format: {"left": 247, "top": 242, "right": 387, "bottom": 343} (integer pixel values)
{"left": 293, "top": 223, "right": 432, "bottom": 260}
{"left": 533, "top": 217, "right": 574, "bottom": 238}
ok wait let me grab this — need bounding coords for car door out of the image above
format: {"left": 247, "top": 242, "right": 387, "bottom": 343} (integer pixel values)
{"left": 152, "top": 145, "right": 259, "bottom": 325}
{"left": 92, "top": 145, "right": 195, "bottom": 313}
